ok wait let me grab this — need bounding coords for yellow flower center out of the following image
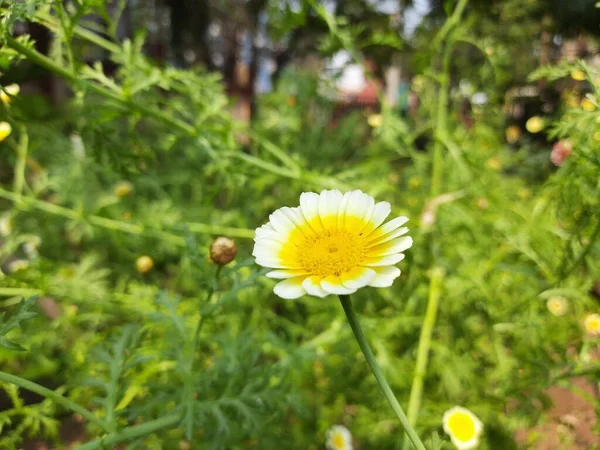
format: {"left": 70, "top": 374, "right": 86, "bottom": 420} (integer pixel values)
{"left": 297, "top": 229, "right": 365, "bottom": 277}
{"left": 447, "top": 412, "right": 476, "bottom": 442}
{"left": 331, "top": 432, "right": 345, "bottom": 449}
{"left": 588, "top": 318, "right": 600, "bottom": 331}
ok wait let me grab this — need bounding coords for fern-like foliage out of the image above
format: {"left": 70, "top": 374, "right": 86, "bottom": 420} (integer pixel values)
{"left": 0, "top": 296, "right": 37, "bottom": 351}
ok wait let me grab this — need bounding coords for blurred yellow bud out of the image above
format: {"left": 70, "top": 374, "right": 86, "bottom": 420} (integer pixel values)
{"left": 0, "top": 216, "right": 13, "bottom": 236}
{"left": 580, "top": 98, "right": 596, "bottom": 112}
{"left": 210, "top": 236, "right": 237, "bottom": 265}
{"left": 0, "top": 84, "right": 20, "bottom": 104}
{"left": 593, "top": 131, "right": 600, "bottom": 142}
{"left": 546, "top": 296, "right": 568, "bottom": 317}
{"left": 113, "top": 181, "right": 134, "bottom": 197}
{"left": 485, "top": 157, "right": 502, "bottom": 170}
{"left": 136, "top": 255, "right": 154, "bottom": 274}
{"left": 368, "top": 114, "right": 383, "bottom": 128}
{"left": 583, "top": 313, "right": 600, "bottom": 337}
{"left": 485, "top": 47, "right": 494, "bottom": 56}
{"left": 525, "top": 116, "right": 544, "bottom": 133}
{"left": 0, "top": 122, "right": 12, "bottom": 142}
{"left": 505, "top": 125, "right": 521, "bottom": 144}
{"left": 570, "top": 70, "right": 586, "bottom": 81}
{"left": 408, "top": 176, "right": 421, "bottom": 188}
{"left": 476, "top": 198, "right": 489, "bottom": 209}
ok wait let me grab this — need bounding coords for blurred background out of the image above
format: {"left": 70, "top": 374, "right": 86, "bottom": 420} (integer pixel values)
{"left": 0, "top": 0, "right": 599, "bottom": 449}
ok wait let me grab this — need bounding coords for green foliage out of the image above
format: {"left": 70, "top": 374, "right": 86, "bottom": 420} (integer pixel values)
{"left": 0, "top": 296, "right": 37, "bottom": 351}
{"left": 0, "top": 1, "right": 598, "bottom": 449}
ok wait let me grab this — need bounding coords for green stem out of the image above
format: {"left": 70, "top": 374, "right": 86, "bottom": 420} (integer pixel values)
{"left": 402, "top": 268, "right": 444, "bottom": 450}
{"left": 4, "top": 35, "right": 196, "bottom": 136}
{"left": 0, "top": 371, "right": 112, "bottom": 432}
{"left": 338, "top": 295, "right": 426, "bottom": 450}
{"left": 73, "top": 412, "right": 180, "bottom": 450}
{"left": 54, "top": 0, "right": 75, "bottom": 71}
{"left": 12, "top": 125, "right": 28, "bottom": 200}
{"left": 192, "top": 265, "right": 223, "bottom": 352}
{"left": 0, "top": 288, "right": 41, "bottom": 298}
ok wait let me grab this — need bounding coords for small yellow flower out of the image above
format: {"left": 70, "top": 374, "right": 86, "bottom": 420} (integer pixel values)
{"left": 0, "top": 122, "right": 12, "bottom": 142}
{"left": 326, "top": 425, "right": 352, "bottom": 450}
{"left": 253, "top": 189, "right": 412, "bottom": 299}
{"left": 593, "top": 131, "right": 600, "bottom": 142}
{"left": 505, "top": 125, "right": 521, "bottom": 144}
{"left": 525, "top": 116, "right": 545, "bottom": 133}
{"left": 209, "top": 236, "right": 237, "bottom": 265}
{"left": 484, "top": 47, "right": 494, "bottom": 56}
{"left": 580, "top": 98, "right": 596, "bottom": 112}
{"left": 570, "top": 70, "right": 586, "bottom": 81}
{"left": 368, "top": 114, "right": 383, "bottom": 128}
{"left": 547, "top": 296, "right": 568, "bottom": 317}
{"left": 584, "top": 313, "right": 600, "bottom": 336}
{"left": 408, "top": 176, "right": 421, "bottom": 188}
{"left": 114, "top": 181, "right": 134, "bottom": 198}
{"left": 443, "top": 406, "right": 483, "bottom": 450}
{"left": 136, "top": 255, "right": 154, "bottom": 274}
{"left": 485, "top": 157, "right": 501, "bottom": 170}
{"left": 0, "top": 83, "right": 20, "bottom": 104}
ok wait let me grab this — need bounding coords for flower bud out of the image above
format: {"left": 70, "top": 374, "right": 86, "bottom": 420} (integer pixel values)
{"left": 210, "top": 237, "right": 237, "bottom": 265}
{"left": 0, "top": 84, "right": 20, "bottom": 105}
{"left": 136, "top": 255, "right": 154, "bottom": 273}
{"left": 0, "top": 122, "right": 12, "bottom": 142}
{"left": 114, "top": 181, "right": 134, "bottom": 198}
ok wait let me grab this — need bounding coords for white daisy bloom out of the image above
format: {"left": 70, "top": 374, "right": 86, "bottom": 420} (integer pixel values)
{"left": 326, "top": 425, "right": 353, "bottom": 450}
{"left": 546, "top": 296, "right": 568, "bottom": 317}
{"left": 443, "top": 406, "right": 483, "bottom": 450}
{"left": 584, "top": 313, "right": 600, "bottom": 337}
{"left": 253, "top": 189, "right": 412, "bottom": 299}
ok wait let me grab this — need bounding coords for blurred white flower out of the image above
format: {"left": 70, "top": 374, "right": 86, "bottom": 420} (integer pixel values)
{"left": 326, "top": 425, "right": 353, "bottom": 450}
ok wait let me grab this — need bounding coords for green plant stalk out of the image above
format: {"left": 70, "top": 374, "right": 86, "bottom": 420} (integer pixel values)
{"left": 559, "top": 214, "right": 600, "bottom": 281}
{"left": 0, "top": 288, "right": 41, "bottom": 298}
{"left": 12, "top": 125, "right": 28, "bottom": 200}
{"left": 339, "top": 295, "right": 426, "bottom": 450}
{"left": 404, "top": 269, "right": 444, "bottom": 446}
{"left": 0, "top": 187, "right": 254, "bottom": 241}
{"left": 0, "top": 371, "right": 112, "bottom": 432}
{"left": 54, "top": 0, "right": 75, "bottom": 71}
{"left": 73, "top": 412, "right": 180, "bottom": 450}
{"left": 4, "top": 35, "right": 306, "bottom": 182}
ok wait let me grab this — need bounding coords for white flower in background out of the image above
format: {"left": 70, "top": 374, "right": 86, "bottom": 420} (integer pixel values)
{"left": 584, "top": 313, "right": 600, "bottom": 337}
{"left": 70, "top": 133, "right": 85, "bottom": 160}
{"left": 326, "top": 425, "right": 353, "bottom": 450}
{"left": 253, "top": 189, "right": 412, "bottom": 299}
{"left": 23, "top": 236, "right": 42, "bottom": 259}
{"left": 7, "top": 259, "right": 29, "bottom": 273}
{"left": 443, "top": 406, "right": 483, "bottom": 450}
{"left": 546, "top": 296, "right": 568, "bottom": 317}
{"left": 0, "top": 83, "right": 20, "bottom": 105}
{"left": 0, "top": 216, "right": 13, "bottom": 236}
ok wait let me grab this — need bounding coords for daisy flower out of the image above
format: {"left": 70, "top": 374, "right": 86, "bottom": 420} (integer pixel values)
{"left": 443, "top": 406, "right": 483, "bottom": 450}
{"left": 253, "top": 189, "right": 412, "bottom": 299}
{"left": 326, "top": 425, "right": 353, "bottom": 450}
{"left": 546, "top": 296, "right": 568, "bottom": 317}
{"left": 584, "top": 313, "right": 600, "bottom": 337}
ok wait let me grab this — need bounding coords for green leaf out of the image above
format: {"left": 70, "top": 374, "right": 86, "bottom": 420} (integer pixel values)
{"left": 0, "top": 295, "right": 38, "bottom": 351}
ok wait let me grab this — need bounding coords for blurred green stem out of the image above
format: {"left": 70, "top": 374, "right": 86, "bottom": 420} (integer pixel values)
{"left": 54, "top": 0, "right": 75, "bottom": 71}
{"left": 12, "top": 125, "right": 28, "bottom": 201}
{"left": 403, "top": 268, "right": 444, "bottom": 450}
{"left": 0, "top": 371, "right": 112, "bottom": 432}
{"left": 192, "top": 265, "right": 223, "bottom": 351}
{"left": 559, "top": 214, "right": 600, "bottom": 281}
{"left": 73, "top": 412, "right": 180, "bottom": 450}
{"left": 0, "top": 187, "right": 254, "bottom": 242}
{"left": 339, "top": 295, "right": 426, "bottom": 450}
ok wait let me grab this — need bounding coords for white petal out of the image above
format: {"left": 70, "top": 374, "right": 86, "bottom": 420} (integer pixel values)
{"left": 273, "top": 277, "right": 307, "bottom": 299}
{"left": 368, "top": 216, "right": 409, "bottom": 241}
{"left": 367, "top": 236, "right": 413, "bottom": 257}
{"left": 360, "top": 201, "right": 391, "bottom": 236}
{"left": 368, "top": 266, "right": 401, "bottom": 287}
{"left": 299, "top": 192, "right": 324, "bottom": 231}
{"left": 318, "top": 189, "right": 344, "bottom": 229}
{"left": 340, "top": 267, "right": 376, "bottom": 290}
{"left": 266, "top": 269, "right": 309, "bottom": 279}
{"left": 269, "top": 208, "right": 298, "bottom": 235}
{"left": 367, "top": 227, "right": 409, "bottom": 247}
{"left": 255, "top": 224, "right": 286, "bottom": 242}
{"left": 362, "top": 253, "right": 405, "bottom": 267}
{"left": 321, "top": 275, "right": 357, "bottom": 295}
{"left": 341, "top": 190, "right": 375, "bottom": 232}
{"left": 302, "top": 276, "right": 329, "bottom": 298}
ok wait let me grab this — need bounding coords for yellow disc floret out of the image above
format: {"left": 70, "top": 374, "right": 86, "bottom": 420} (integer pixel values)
{"left": 447, "top": 411, "right": 476, "bottom": 442}
{"left": 296, "top": 229, "right": 365, "bottom": 278}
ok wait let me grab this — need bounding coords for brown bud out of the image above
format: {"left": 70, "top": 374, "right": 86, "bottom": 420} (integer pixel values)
{"left": 209, "top": 237, "right": 237, "bottom": 265}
